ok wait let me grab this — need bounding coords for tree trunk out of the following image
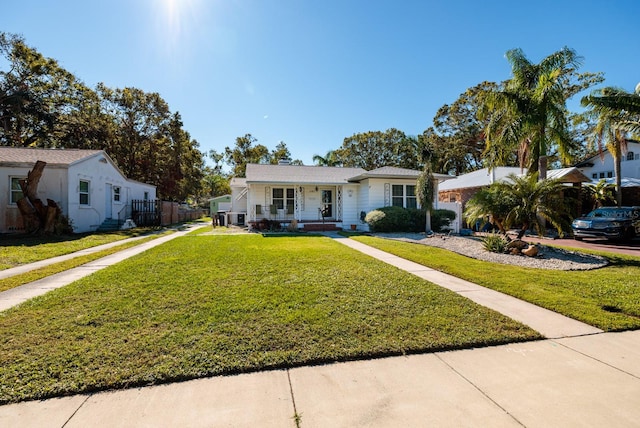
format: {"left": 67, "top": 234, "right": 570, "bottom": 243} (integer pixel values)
{"left": 16, "top": 161, "right": 66, "bottom": 234}
{"left": 425, "top": 209, "right": 432, "bottom": 233}
{"left": 538, "top": 155, "right": 548, "bottom": 180}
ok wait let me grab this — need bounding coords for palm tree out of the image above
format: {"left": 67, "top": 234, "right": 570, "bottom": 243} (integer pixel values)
{"left": 582, "top": 87, "right": 640, "bottom": 207}
{"left": 482, "top": 47, "right": 597, "bottom": 179}
{"left": 583, "top": 179, "right": 615, "bottom": 211}
{"left": 497, "top": 173, "right": 572, "bottom": 236}
{"left": 465, "top": 173, "right": 572, "bottom": 237}
{"left": 312, "top": 150, "right": 341, "bottom": 167}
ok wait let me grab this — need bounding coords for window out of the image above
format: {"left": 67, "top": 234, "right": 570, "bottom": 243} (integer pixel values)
{"left": 406, "top": 185, "right": 417, "bottom": 209}
{"left": 392, "top": 185, "right": 404, "bottom": 207}
{"left": 592, "top": 173, "right": 598, "bottom": 179}
{"left": 144, "top": 191, "right": 149, "bottom": 201}
{"left": 273, "top": 188, "right": 294, "bottom": 213}
{"left": 10, "top": 177, "right": 24, "bottom": 204}
{"left": 79, "top": 180, "right": 90, "bottom": 205}
{"left": 113, "top": 186, "right": 121, "bottom": 202}
{"left": 392, "top": 184, "right": 417, "bottom": 208}
{"left": 607, "top": 171, "right": 613, "bottom": 178}
{"left": 628, "top": 151, "right": 635, "bottom": 161}
{"left": 599, "top": 172, "right": 605, "bottom": 178}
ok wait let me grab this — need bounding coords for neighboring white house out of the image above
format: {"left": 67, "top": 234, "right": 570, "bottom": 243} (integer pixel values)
{"left": 1, "top": 147, "right": 156, "bottom": 234}
{"left": 575, "top": 140, "right": 640, "bottom": 181}
{"left": 228, "top": 163, "right": 453, "bottom": 231}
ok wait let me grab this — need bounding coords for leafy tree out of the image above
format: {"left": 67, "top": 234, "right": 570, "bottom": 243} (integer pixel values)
{"left": 0, "top": 32, "right": 87, "bottom": 147}
{"left": 426, "top": 82, "right": 499, "bottom": 175}
{"left": 581, "top": 86, "right": 640, "bottom": 207}
{"left": 268, "top": 141, "right": 302, "bottom": 165}
{"left": 224, "top": 134, "right": 269, "bottom": 177}
{"left": 335, "top": 128, "right": 423, "bottom": 170}
{"left": 481, "top": 47, "right": 603, "bottom": 178}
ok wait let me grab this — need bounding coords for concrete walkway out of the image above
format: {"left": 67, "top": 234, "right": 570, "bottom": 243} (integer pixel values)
{"left": 1, "top": 230, "right": 639, "bottom": 427}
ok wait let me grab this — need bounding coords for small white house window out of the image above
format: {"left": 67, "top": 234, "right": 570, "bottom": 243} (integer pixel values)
{"left": 607, "top": 171, "right": 613, "bottom": 178}
{"left": 392, "top": 184, "right": 417, "bottom": 208}
{"left": 79, "top": 180, "right": 90, "bottom": 205}
{"left": 113, "top": 186, "right": 121, "bottom": 202}
{"left": 592, "top": 173, "right": 598, "bottom": 179}
{"left": 599, "top": 172, "right": 605, "bottom": 179}
{"left": 143, "top": 191, "right": 149, "bottom": 201}
{"left": 10, "top": 177, "right": 24, "bottom": 204}
{"left": 628, "top": 151, "right": 635, "bottom": 161}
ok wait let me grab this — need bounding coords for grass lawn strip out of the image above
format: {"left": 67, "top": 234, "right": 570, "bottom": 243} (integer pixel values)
{"left": 0, "top": 235, "right": 539, "bottom": 403}
{"left": 352, "top": 236, "right": 640, "bottom": 331}
{"left": 0, "top": 236, "right": 162, "bottom": 293}
{"left": 0, "top": 228, "right": 161, "bottom": 271}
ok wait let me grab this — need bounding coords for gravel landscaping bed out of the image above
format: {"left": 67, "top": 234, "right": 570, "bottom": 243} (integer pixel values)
{"left": 374, "top": 233, "right": 608, "bottom": 271}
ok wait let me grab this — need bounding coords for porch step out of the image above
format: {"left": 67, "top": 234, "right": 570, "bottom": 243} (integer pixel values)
{"left": 97, "top": 218, "right": 122, "bottom": 232}
{"left": 303, "top": 223, "right": 342, "bottom": 232}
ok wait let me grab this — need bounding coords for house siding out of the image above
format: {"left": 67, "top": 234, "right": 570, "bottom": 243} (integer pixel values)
{"left": 1, "top": 150, "right": 156, "bottom": 234}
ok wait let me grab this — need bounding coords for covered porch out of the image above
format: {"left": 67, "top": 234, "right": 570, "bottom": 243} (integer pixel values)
{"left": 247, "top": 183, "right": 349, "bottom": 225}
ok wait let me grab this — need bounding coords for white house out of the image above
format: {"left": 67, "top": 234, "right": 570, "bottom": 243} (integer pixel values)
{"left": 575, "top": 140, "right": 640, "bottom": 181}
{"left": 1, "top": 147, "right": 156, "bottom": 234}
{"left": 228, "top": 163, "right": 453, "bottom": 231}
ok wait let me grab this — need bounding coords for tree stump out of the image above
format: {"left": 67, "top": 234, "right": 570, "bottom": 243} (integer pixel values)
{"left": 16, "top": 160, "right": 68, "bottom": 234}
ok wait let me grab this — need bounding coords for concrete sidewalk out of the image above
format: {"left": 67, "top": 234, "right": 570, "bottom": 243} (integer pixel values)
{"left": 2, "top": 330, "right": 639, "bottom": 427}
{"left": 1, "top": 230, "right": 638, "bottom": 427}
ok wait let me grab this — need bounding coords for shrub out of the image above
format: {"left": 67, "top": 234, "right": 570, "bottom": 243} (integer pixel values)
{"left": 364, "top": 206, "right": 410, "bottom": 232}
{"left": 481, "top": 233, "right": 507, "bottom": 253}
{"left": 366, "top": 207, "right": 456, "bottom": 233}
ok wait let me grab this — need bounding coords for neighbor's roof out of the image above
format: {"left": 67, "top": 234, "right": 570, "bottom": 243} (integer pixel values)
{"left": 245, "top": 164, "right": 367, "bottom": 185}
{"left": 348, "top": 166, "right": 453, "bottom": 182}
{"left": 438, "top": 167, "right": 524, "bottom": 191}
{"left": 546, "top": 167, "right": 590, "bottom": 183}
{"left": 592, "top": 177, "right": 640, "bottom": 188}
{"left": 0, "top": 147, "right": 104, "bottom": 166}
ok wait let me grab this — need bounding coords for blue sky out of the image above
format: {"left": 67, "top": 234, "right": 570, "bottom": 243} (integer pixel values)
{"left": 3, "top": 1, "right": 640, "bottom": 167}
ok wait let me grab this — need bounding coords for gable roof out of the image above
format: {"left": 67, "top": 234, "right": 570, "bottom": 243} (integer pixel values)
{"left": 245, "top": 164, "right": 367, "bottom": 185}
{"left": 0, "top": 147, "right": 104, "bottom": 167}
{"left": 546, "top": 167, "right": 590, "bottom": 183}
{"left": 347, "top": 166, "right": 452, "bottom": 182}
{"left": 438, "top": 167, "right": 524, "bottom": 191}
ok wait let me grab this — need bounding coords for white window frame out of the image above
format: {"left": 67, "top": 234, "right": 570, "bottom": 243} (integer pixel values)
{"left": 79, "top": 180, "right": 90, "bottom": 205}
{"left": 10, "top": 177, "right": 25, "bottom": 204}
{"left": 113, "top": 186, "right": 121, "bottom": 202}
{"left": 272, "top": 187, "right": 294, "bottom": 213}
{"left": 392, "top": 184, "right": 417, "bottom": 208}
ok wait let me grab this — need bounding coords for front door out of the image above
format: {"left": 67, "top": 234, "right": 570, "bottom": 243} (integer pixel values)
{"left": 105, "top": 184, "right": 112, "bottom": 219}
{"left": 321, "top": 190, "right": 333, "bottom": 218}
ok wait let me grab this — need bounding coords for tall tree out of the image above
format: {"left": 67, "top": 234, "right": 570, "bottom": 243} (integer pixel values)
{"left": 581, "top": 86, "right": 640, "bottom": 207}
{"left": 427, "top": 82, "right": 499, "bottom": 175}
{"left": 336, "top": 128, "right": 422, "bottom": 170}
{"left": 481, "top": 47, "right": 603, "bottom": 178}
{"left": 0, "top": 32, "right": 86, "bottom": 147}
{"left": 224, "top": 134, "right": 269, "bottom": 177}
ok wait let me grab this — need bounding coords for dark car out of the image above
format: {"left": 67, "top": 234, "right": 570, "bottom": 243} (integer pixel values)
{"left": 571, "top": 206, "right": 640, "bottom": 241}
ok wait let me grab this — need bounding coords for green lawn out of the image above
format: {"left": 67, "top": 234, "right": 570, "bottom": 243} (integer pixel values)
{"left": 0, "top": 228, "right": 160, "bottom": 270}
{"left": 352, "top": 236, "right": 640, "bottom": 331}
{"left": 0, "top": 235, "right": 539, "bottom": 403}
{"left": 0, "top": 236, "right": 161, "bottom": 293}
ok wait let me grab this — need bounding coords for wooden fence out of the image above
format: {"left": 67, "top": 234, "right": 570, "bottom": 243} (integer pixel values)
{"left": 132, "top": 200, "right": 205, "bottom": 227}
